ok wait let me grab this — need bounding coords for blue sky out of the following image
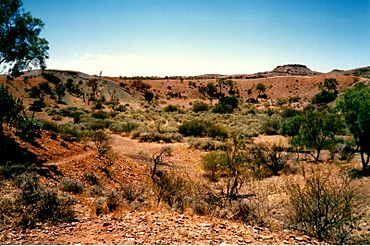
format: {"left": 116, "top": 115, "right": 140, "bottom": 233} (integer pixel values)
{"left": 23, "top": 0, "right": 370, "bottom": 76}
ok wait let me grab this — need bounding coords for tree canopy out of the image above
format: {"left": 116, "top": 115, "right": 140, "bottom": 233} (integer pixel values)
{"left": 255, "top": 83, "right": 267, "bottom": 95}
{"left": 336, "top": 82, "right": 370, "bottom": 171}
{"left": 290, "top": 107, "right": 343, "bottom": 162}
{"left": 0, "top": 85, "right": 41, "bottom": 141}
{"left": 0, "top": 0, "right": 49, "bottom": 76}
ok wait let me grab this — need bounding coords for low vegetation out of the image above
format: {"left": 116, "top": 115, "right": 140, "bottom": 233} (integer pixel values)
{"left": 0, "top": 70, "right": 369, "bottom": 244}
{"left": 286, "top": 170, "right": 361, "bottom": 244}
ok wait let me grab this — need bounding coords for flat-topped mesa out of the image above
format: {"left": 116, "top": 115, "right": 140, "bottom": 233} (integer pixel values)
{"left": 271, "top": 64, "right": 321, "bottom": 76}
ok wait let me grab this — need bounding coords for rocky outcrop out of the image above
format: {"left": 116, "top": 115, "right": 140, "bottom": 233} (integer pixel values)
{"left": 271, "top": 64, "right": 320, "bottom": 76}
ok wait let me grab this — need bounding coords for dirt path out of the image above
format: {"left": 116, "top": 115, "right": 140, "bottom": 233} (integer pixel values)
{"left": 110, "top": 134, "right": 165, "bottom": 160}
{"left": 44, "top": 151, "right": 95, "bottom": 166}
{"left": 109, "top": 134, "right": 204, "bottom": 180}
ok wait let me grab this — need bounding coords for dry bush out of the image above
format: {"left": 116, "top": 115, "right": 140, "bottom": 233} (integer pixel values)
{"left": 286, "top": 169, "right": 362, "bottom": 244}
{"left": 110, "top": 121, "right": 139, "bottom": 134}
{"left": 89, "top": 130, "right": 111, "bottom": 156}
{"left": 0, "top": 196, "right": 18, "bottom": 225}
{"left": 0, "top": 162, "right": 36, "bottom": 179}
{"left": 152, "top": 168, "right": 191, "bottom": 213}
{"left": 94, "top": 197, "right": 109, "bottom": 215}
{"left": 120, "top": 183, "right": 143, "bottom": 203}
{"left": 84, "top": 172, "right": 100, "bottom": 186}
{"left": 15, "top": 173, "right": 75, "bottom": 227}
{"left": 223, "top": 178, "right": 274, "bottom": 226}
{"left": 187, "top": 137, "right": 224, "bottom": 151}
{"left": 89, "top": 185, "right": 103, "bottom": 197}
{"left": 260, "top": 115, "right": 283, "bottom": 135}
{"left": 60, "top": 177, "right": 84, "bottom": 194}
{"left": 186, "top": 183, "right": 224, "bottom": 216}
{"left": 106, "top": 190, "right": 120, "bottom": 212}
{"left": 138, "top": 131, "right": 183, "bottom": 143}
{"left": 192, "top": 101, "right": 209, "bottom": 112}
{"left": 251, "top": 143, "right": 289, "bottom": 177}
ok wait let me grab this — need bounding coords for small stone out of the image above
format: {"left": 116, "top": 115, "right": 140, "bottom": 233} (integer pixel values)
{"left": 259, "top": 234, "right": 273, "bottom": 240}
{"left": 219, "top": 224, "right": 226, "bottom": 229}
{"left": 254, "top": 226, "right": 264, "bottom": 231}
{"left": 200, "top": 223, "right": 211, "bottom": 227}
{"left": 302, "top": 235, "right": 311, "bottom": 241}
{"left": 245, "top": 239, "right": 253, "bottom": 244}
{"left": 295, "top": 236, "right": 304, "bottom": 241}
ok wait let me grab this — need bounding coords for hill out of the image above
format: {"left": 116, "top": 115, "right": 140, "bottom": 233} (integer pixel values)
{"left": 1, "top": 65, "right": 367, "bottom": 115}
{"left": 328, "top": 66, "right": 370, "bottom": 78}
{"left": 0, "top": 65, "right": 369, "bottom": 244}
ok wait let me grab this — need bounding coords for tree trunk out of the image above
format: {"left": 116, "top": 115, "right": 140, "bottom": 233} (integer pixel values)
{"left": 360, "top": 151, "right": 369, "bottom": 172}
{"left": 314, "top": 148, "right": 321, "bottom": 162}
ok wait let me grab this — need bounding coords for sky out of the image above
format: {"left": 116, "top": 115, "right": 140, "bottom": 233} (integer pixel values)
{"left": 23, "top": 0, "right": 370, "bottom": 77}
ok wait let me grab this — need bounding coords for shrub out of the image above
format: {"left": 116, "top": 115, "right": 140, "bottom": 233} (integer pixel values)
{"left": 312, "top": 90, "right": 337, "bottom": 105}
{"left": 246, "top": 98, "right": 258, "bottom": 104}
{"left": 201, "top": 151, "right": 227, "bottom": 181}
{"left": 93, "top": 101, "right": 103, "bottom": 110}
{"left": 58, "top": 125, "right": 84, "bottom": 142}
{"left": 89, "top": 130, "right": 111, "bottom": 156}
{"left": 280, "top": 115, "right": 303, "bottom": 136}
{"left": 256, "top": 83, "right": 267, "bottom": 95}
{"left": 94, "top": 197, "right": 108, "bottom": 215}
{"left": 206, "top": 124, "right": 228, "bottom": 140}
{"left": 91, "top": 110, "right": 109, "bottom": 119}
{"left": 40, "top": 120, "right": 59, "bottom": 133}
{"left": 312, "top": 78, "right": 339, "bottom": 105}
{"left": 164, "top": 104, "right": 180, "bottom": 112}
{"left": 16, "top": 173, "right": 75, "bottom": 227}
{"left": 15, "top": 117, "right": 42, "bottom": 142}
{"left": 0, "top": 85, "right": 41, "bottom": 142}
{"left": 276, "top": 98, "right": 288, "bottom": 106}
{"left": 252, "top": 143, "right": 288, "bottom": 176}
{"left": 153, "top": 171, "right": 190, "bottom": 212}
{"left": 289, "top": 96, "right": 301, "bottom": 103}
{"left": 29, "top": 100, "right": 46, "bottom": 112}
{"left": 138, "top": 131, "right": 183, "bottom": 143}
{"left": 202, "top": 136, "right": 250, "bottom": 202}
{"left": 179, "top": 120, "right": 208, "bottom": 137}
{"left": 106, "top": 190, "right": 120, "bottom": 212}
{"left": 192, "top": 101, "right": 209, "bottom": 112}
{"left": 59, "top": 107, "right": 88, "bottom": 118}
{"left": 260, "top": 115, "right": 282, "bottom": 135}
{"left": 286, "top": 170, "right": 361, "bottom": 244}
{"left": 212, "top": 96, "right": 238, "bottom": 114}
{"left": 89, "top": 185, "right": 103, "bottom": 197}
{"left": 60, "top": 177, "right": 84, "bottom": 194}
{"left": 230, "top": 194, "right": 270, "bottom": 226}
{"left": 0, "top": 162, "right": 36, "bottom": 179}
{"left": 84, "top": 172, "right": 100, "bottom": 186}
{"left": 121, "top": 183, "right": 141, "bottom": 203}
{"left": 86, "top": 119, "right": 111, "bottom": 130}
{"left": 188, "top": 138, "right": 224, "bottom": 151}
{"left": 0, "top": 196, "right": 18, "bottom": 225}
{"left": 41, "top": 72, "right": 61, "bottom": 84}
{"left": 338, "top": 142, "right": 356, "bottom": 162}
{"left": 144, "top": 90, "right": 154, "bottom": 103}
{"left": 280, "top": 108, "right": 301, "bottom": 118}
{"left": 110, "top": 122, "right": 139, "bottom": 134}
